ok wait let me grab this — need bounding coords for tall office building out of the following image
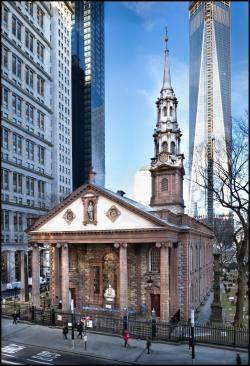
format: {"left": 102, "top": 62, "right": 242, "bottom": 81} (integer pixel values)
{"left": 71, "top": 1, "right": 105, "bottom": 189}
{"left": 1, "top": 1, "right": 73, "bottom": 287}
{"left": 188, "top": 1, "right": 231, "bottom": 218}
{"left": 50, "top": 2, "right": 73, "bottom": 205}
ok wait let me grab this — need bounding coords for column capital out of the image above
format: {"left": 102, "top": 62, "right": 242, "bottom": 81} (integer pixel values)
{"left": 114, "top": 243, "right": 120, "bottom": 249}
{"left": 62, "top": 243, "right": 68, "bottom": 249}
{"left": 155, "top": 242, "right": 162, "bottom": 248}
{"left": 56, "top": 243, "right": 62, "bottom": 248}
{"left": 33, "top": 243, "right": 39, "bottom": 248}
{"left": 162, "top": 241, "right": 172, "bottom": 248}
{"left": 121, "top": 243, "right": 127, "bottom": 248}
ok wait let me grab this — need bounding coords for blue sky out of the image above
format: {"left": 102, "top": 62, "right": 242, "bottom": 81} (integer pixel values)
{"left": 104, "top": 1, "right": 249, "bottom": 199}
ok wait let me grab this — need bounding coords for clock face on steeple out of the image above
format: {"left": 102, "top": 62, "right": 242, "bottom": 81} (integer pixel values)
{"left": 159, "top": 152, "right": 168, "bottom": 163}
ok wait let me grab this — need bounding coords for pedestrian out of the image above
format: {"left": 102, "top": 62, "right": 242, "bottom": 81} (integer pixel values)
{"left": 236, "top": 353, "right": 242, "bottom": 365}
{"left": 12, "top": 311, "right": 18, "bottom": 325}
{"left": 123, "top": 329, "right": 130, "bottom": 348}
{"left": 62, "top": 324, "right": 68, "bottom": 340}
{"left": 146, "top": 337, "right": 151, "bottom": 354}
{"left": 77, "top": 322, "right": 83, "bottom": 339}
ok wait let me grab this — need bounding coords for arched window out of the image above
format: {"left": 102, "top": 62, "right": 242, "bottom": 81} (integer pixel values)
{"left": 162, "top": 141, "right": 168, "bottom": 152}
{"left": 149, "top": 247, "right": 160, "bottom": 272}
{"left": 170, "top": 141, "right": 175, "bottom": 154}
{"left": 161, "top": 178, "right": 168, "bottom": 191}
{"left": 163, "top": 106, "right": 167, "bottom": 116}
{"left": 169, "top": 106, "right": 173, "bottom": 116}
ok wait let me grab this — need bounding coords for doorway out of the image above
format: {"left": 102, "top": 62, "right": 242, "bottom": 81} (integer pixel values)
{"left": 150, "top": 294, "right": 160, "bottom": 317}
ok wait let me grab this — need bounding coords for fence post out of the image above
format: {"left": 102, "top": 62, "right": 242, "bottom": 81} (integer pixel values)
{"left": 51, "top": 308, "right": 55, "bottom": 325}
{"left": 233, "top": 325, "right": 236, "bottom": 347}
{"left": 123, "top": 315, "right": 128, "bottom": 332}
{"left": 152, "top": 318, "right": 156, "bottom": 339}
{"left": 31, "top": 305, "right": 35, "bottom": 321}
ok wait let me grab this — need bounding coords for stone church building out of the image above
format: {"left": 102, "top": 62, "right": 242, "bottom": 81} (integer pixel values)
{"left": 27, "top": 33, "right": 214, "bottom": 322}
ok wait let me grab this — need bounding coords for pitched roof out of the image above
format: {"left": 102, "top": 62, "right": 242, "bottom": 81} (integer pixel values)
{"left": 27, "top": 183, "right": 185, "bottom": 233}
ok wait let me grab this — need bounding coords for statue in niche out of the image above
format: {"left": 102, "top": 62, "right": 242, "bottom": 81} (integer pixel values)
{"left": 104, "top": 284, "right": 116, "bottom": 300}
{"left": 87, "top": 200, "right": 94, "bottom": 221}
{"left": 103, "top": 252, "right": 116, "bottom": 289}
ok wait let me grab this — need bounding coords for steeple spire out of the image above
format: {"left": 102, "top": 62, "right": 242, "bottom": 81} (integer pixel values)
{"left": 162, "top": 28, "right": 173, "bottom": 93}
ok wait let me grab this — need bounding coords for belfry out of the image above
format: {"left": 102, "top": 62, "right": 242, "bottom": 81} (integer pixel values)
{"left": 27, "top": 31, "right": 214, "bottom": 323}
{"left": 150, "top": 29, "right": 185, "bottom": 215}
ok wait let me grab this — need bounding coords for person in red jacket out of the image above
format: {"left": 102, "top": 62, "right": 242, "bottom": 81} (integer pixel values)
{"left": 123, "top": 329, "right": 129, "bottom": 347}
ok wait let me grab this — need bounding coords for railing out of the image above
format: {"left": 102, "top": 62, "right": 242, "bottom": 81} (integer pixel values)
{"left": 2, "top": 304, "right": 248, "bottom": 348}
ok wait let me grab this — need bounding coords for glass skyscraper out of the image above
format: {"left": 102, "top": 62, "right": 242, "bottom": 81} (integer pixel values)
{"left": 188, "top": 1, "right": 231, "bottom": 218}
{"left": 72, "top": 1, "right": 105, "bottom": 189}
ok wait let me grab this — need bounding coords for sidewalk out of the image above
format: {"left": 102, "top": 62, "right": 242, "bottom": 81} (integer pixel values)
{"left": 2, "top": 318, "right": 249, "bottom": 364}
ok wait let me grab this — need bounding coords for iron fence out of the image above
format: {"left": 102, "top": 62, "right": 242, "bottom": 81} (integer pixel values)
{"left": 2, "top": 303, "right": 248, "bottom": 348}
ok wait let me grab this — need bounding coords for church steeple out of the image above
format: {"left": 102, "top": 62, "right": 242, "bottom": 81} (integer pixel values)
{"left": 162, "top": 28, "right": 173, "bottom": 93}
{"left": 150, "top": 30, "right": 185, "bottom": 215}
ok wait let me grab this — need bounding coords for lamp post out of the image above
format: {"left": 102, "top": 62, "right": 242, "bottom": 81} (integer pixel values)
{"left": 191, "top": 309, "right": 195, "bottom": 363}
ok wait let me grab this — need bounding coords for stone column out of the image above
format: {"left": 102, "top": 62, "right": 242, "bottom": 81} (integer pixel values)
{"left": 7, "top": 251, "right": 16, "bottom": 283}
{"left": 32, "top": 244, "right": 40, "bottom": 307}
{"left": 169, "top": 243, "right": 178, "bottom": 317}
{"left": 118, "top": 243, "right": 128, "bottom": 311}
{"left": 20, "top": 251, "right": 29, "bottom": 302}
{"left": 157, "top": 242, "right": 171, "bottom": 321}
{"left": 50, "top": 244, "right": 61, "bottom": 306}
{"left": 61, "top": 243, "right": 70, "bottom": 310}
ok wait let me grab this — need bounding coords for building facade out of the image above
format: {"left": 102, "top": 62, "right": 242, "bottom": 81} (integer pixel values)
{"left": 71, "top": 1, "right": 105, "bottom": 189}
{"left": 50, "top": 1, "right": 73, "bottom": 205}
{"left": 1, "top": 1, "right": 73, "bottom": 287}
{"left": 188, "top": 1, "right": 231, "bottom": 218}
{"left": 28, "top": 33, "right": 214, "bottom": 321}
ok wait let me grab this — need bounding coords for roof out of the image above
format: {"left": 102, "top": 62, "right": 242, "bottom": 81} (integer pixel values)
{"left": 27, "top": 182, "right": 187, "bottom": 233}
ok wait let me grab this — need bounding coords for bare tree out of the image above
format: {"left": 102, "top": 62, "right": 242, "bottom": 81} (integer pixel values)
{"left": 191, "top": 112, "right": 249, "bottom": 327}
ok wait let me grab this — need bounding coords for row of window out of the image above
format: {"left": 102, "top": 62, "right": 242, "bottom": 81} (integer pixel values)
{"left": 3, "top": 7, "right": 45, "bottom": 58}
{"left": 3, "top": 3, "right": 44, "bottom": 29}
{"left": 3, "top": 50, "right": 45, "bottom": 96}
{"left": 1, "top": 209, "right": 38, "bottom": 232}
{"left": 2, "top": 128, "right": 45, "bottom": 164}
{"left": 161, "top": 141, "right": 176, "bottom": 154}
{"left": 1, "top": 169, "right": 46, "bottom": 197}
{"left": 58, "top": 28, "right": 70, "bottom": 46}
{"left": 2, "top": 87, "right": 46, "bottom": 130}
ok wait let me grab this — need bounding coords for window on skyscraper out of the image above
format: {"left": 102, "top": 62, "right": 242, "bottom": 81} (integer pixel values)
{"left": 12, "top": 16, "right": 22, "bottom": 41}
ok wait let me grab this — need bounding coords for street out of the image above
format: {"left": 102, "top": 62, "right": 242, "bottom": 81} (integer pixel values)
{"left": 1, "top": 340, "right": 128, "bottom": 365}
{"left": 1, "top": 318, "right": 249, "bottom": 365}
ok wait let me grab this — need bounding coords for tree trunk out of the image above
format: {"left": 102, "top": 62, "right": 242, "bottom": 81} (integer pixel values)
{"left": 234, "top": 262, "right": 246, "bottom": 327}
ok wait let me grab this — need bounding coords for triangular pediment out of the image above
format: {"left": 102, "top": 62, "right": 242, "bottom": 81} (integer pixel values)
{"left": 28, "top": 184, "right": 169, "bottom": 234}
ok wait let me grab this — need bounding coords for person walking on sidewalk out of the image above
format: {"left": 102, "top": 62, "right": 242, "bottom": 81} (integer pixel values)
{"left": 123, "top": 329, "right": 130, "bottom": 348}
{"left": 12, "top": 311, "right": 18, "bottom": 324}
{"left": 146, "top": 337, "right": 151, "bottom": 354}
{"left": 62, "top": 324, "right": 68, "bottom": 340}
{"left": 77, "top": 322, "right": 83, "bottom": 339}
{"left": 236, "top": 353, "right": 242, "bottom": 365}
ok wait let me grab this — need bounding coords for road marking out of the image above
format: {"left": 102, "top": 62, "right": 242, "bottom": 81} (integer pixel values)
{"left": 2, "top": 354, "right": 15, "bottom": 358}
{"left": 2, "top": 344, "right": 26, "bottom": 354}
{"left": 1, "top": 360, "right": 22, "bottom": 365}
{"left": 26, "top": 359, "right": 52, "bottom": 365}
{"left": 30, "top": 351, "right": 61, "bottom": 362}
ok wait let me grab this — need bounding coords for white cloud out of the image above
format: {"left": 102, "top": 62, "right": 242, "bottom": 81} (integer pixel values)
{"left": 122, "top": 2, "right": 173, "bottom": 30}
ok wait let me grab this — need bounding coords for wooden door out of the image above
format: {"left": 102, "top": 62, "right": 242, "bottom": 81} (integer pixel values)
{"left": 150, "top": 294, "right": 160, "bottom": 317}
